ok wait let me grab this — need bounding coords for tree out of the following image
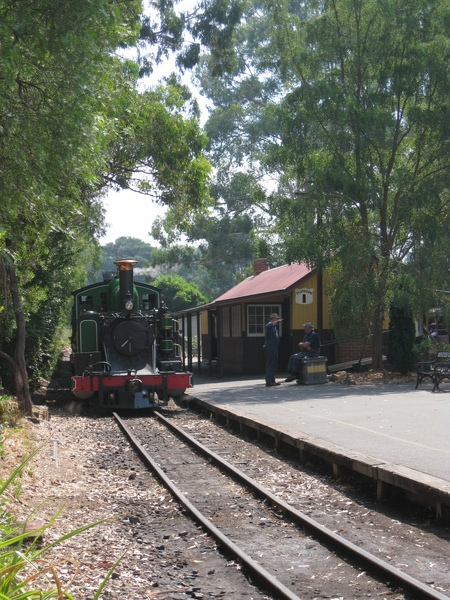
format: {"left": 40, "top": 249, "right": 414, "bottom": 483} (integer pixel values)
{"left": 149, "top": 171, "right": 270, "bottom": 297}
{"left": 103, "top": 76, "right": 212, "bottom": 214}
{"left": 152, "top": 274, "right": 210, "bottom": 312}
{"left": 0, "top": 0, "right": 220, "bottom": 412}
{"left": 0, "top": 0, "right": 144, "bottom": 413}
{"left": 198, "top": 0, "right": 450, "bottom": 368}
{"left": 138, "top": 0, "right": 245, "bottom": 77}
{"left": 99, "top": 238, "right": 155, "bottom": 281}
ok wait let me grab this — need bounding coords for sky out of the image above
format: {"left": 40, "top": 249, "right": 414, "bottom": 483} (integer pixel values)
{"left": 99, "top": 3, "right": 210, "bottom": 247}
{"left": 99, "top": 188, "right": 167, "bottom": 245}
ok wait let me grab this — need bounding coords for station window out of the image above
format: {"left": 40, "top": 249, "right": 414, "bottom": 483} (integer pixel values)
{"left": 231, "top": 306, "right": 241, "bottom": 337}
{"left": 247, "top": 305, "right": 282, "bottom": 337}
{"left": 221, "top": 306, "right": 242, "bottom": 337}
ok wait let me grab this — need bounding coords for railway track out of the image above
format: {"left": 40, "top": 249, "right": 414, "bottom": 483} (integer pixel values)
{"left": 113, "top": 410, "right": 450, "bottom": 600}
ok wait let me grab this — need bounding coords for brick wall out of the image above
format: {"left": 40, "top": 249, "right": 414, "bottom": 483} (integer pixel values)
{"left": 335, "top": 338, "right": 372, "bottom": 364}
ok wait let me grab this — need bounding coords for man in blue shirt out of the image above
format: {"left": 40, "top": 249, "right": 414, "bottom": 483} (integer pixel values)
{"left": 265, "top": 313, "right": 282, "bottom": 387}
{"left": 285, "top": 322, "right": 321, "bottom": 382}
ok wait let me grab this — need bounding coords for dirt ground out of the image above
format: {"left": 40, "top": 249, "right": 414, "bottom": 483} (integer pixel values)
{"left": 0, "top": 356, "right": 425, "bottom": 600}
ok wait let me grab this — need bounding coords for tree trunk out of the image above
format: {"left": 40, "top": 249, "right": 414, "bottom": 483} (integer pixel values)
{"left": 371, "top": 309, "right": 385, "bottom": 370}
{"left": 4, "top": 259, "right": 33, "bottom": 416}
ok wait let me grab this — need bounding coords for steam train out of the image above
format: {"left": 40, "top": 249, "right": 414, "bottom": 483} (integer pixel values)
{"left": 70, "top": 259, "right": 192, "bottom": 409}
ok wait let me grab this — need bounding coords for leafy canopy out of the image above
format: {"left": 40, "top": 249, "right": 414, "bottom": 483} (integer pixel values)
{"left": 196, "top": 0, "right": 450, "bottom": 366}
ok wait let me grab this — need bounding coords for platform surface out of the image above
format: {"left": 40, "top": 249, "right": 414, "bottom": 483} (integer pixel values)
{"left": 188, "top": 374, "right": 450, "bottom": 483}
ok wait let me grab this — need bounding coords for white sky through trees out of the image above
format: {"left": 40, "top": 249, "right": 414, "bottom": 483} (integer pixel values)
{"left": 101, "top": 0, "right": 212, "bottom": 246}
{"left": 100, "top": 188, "right": 167, "bottom": 245}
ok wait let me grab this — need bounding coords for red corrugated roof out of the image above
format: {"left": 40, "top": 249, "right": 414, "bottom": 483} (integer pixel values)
{"left": 214, "top": 262, "right": 312, "bottom": 304}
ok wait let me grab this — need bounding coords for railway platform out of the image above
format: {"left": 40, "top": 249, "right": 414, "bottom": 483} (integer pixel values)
{"left": 185, "top": 373, "right": 450, "bottom": 521}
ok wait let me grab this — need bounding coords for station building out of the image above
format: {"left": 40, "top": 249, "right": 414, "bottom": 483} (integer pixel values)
{"left": 175, "top": 259, "right": 383, "bottom": 377}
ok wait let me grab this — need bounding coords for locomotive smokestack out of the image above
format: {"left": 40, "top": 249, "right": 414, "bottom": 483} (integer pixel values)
{"left": 114, "top": 259, "right": 138, "bottom": 312}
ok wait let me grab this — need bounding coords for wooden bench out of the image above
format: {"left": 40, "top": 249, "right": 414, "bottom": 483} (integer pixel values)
{"left": 415, "top": 351, "right": 450, "bottom": 389}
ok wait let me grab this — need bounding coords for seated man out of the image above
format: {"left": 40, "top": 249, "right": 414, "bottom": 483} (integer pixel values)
{"left": 429, "top": 319, "right": 439, "bottom": 340}
{"left": 285, "top": 322, "right": 321, "bottom": 382}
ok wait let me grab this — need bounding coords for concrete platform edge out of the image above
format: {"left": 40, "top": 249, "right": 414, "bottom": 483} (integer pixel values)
{"left": 189, "top": 395, "right": 450, "bottom": 521}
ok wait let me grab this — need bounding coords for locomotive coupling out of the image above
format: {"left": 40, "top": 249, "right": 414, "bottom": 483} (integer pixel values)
{"left": 127, "top": 378, "right": 143, "bottom": 393}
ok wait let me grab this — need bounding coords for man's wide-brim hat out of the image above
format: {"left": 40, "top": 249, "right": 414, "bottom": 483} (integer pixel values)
{"left": 303, "top": 321, "right": 314, "bottom": 328}
{"left": 270, "top": 313, "right": 282, "bottom": 320}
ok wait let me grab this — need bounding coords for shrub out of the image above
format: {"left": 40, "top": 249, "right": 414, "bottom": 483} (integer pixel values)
{"left": 412, "top": 338, "right": 450, "bottom": 363}
{"left": 387, "top": 304, "right": 416, "bottom": 374}
{"left": 0, "top": 395, "right": 24, "bottom": 429}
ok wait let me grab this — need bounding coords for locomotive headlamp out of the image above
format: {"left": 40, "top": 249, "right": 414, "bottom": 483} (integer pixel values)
{"left": 125, "top": 300, "right": 134, "bottom": 311}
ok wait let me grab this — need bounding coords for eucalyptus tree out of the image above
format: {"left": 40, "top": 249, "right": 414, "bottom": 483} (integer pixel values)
{"left": 198, "top": 0, "right": 450, "bottom": 367}
{"left": 138, "top": 0, "right": 245, "bottom": 76}
{"left": 133, "top": 0, "right": 272, "bottom": 292}
{"left": 0, "top": 0, "right": 212, "bottom": 412}
{"left": 104, "top": 75, "right": 211, "bottom": 213}
{"left": 1, "top": 0, "right": 141, "bottom": 412}
{"left": 272, "top": 0, "right": 450, "bottom": 366}
{"left": 149, "top": 171, "right": 268, "bottom": 296}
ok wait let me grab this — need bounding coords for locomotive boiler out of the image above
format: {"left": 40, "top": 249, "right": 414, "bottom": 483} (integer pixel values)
{"left": 70, "top": 259, "right": 191, "bottom": 408}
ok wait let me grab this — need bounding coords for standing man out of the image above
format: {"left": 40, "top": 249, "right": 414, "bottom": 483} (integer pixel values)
{"left": 265, "top": 312, "right": 282, "bottom": 387}
{"left": 285, "top": 322, "right": 321, "bottom": 382}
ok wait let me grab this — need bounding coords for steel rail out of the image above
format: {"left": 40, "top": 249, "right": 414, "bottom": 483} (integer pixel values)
{"left": 153, "top": 410, "right": 450, "bottom": 600}
{"left": 113, "top": 412, "right": 301, "bottom": 600}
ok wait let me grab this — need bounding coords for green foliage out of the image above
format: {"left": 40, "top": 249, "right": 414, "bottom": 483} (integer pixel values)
{"left": 325, "top": 255, "right": 377, "bottom": 343}
{"left": 412, "top": 337, "right": 435, "bottom": 363}
{"left": 0, "top": 236, "right": 101, "bottom": 392}
{"left": 152, "top": 274, "right": 210, "bottom": 312}
{"left": 146, "top": 245, "right": 222, "bottom": 300}
{"left": 149, "top": 169, "right": 268, "bottom": 298}
{"left": 0, "top": 0, "right": 141, "bottom": 399}
{"left": 413, "top": 338, "right": 450, "bottom": 363}
{"left": 99, "top": 238, "right": 155, "bottom": 281}
{"left": 198, "top": 0, "right": 450, "bottom": 366}
{"left": 0, "top": 0, "right": 214, "bottom": 400}
{"left": 0, "top": 447, "right": 119, "bottom": 599}
{"left": 139, "top": 0, "right": 244, "bottom": 76}
{"left": 106, "top": 78, "right": 213, "bottom": 213}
